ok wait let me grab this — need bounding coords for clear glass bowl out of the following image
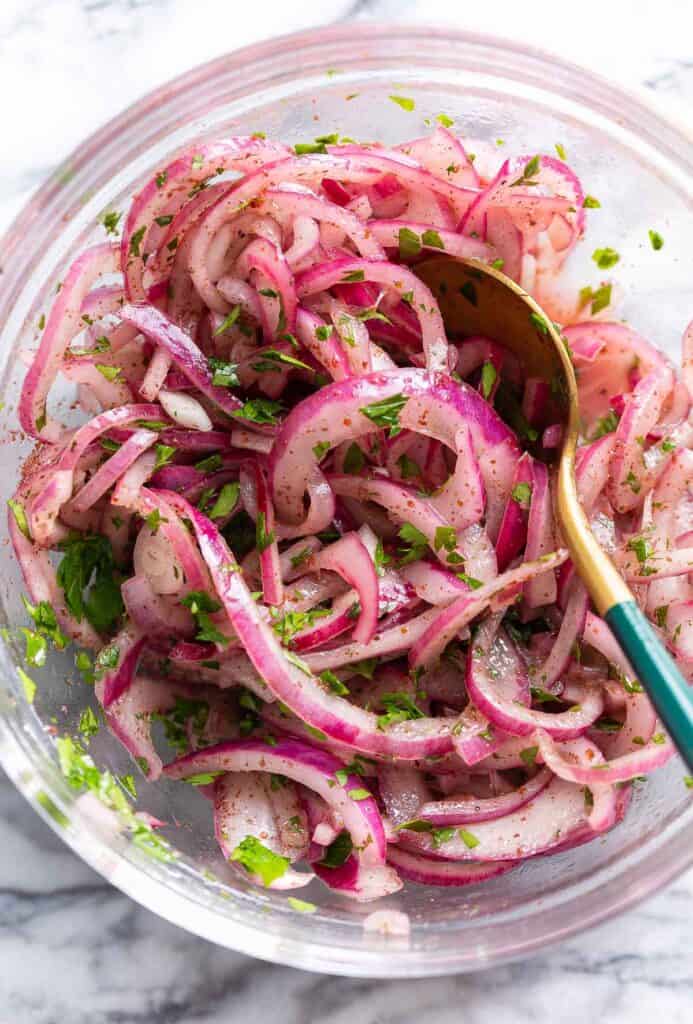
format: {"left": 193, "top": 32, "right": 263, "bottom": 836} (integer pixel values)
{"left": 1, "top": 24, "right": 691, "bottom": 977}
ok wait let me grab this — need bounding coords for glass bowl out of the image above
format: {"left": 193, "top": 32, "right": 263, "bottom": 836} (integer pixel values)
{"left": 0, "top": 23, "right": 691, "bottom": 978}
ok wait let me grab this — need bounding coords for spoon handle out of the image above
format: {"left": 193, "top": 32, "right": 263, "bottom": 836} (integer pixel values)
{"left": 605, "top": 601, "right": 693, "bottom": 772}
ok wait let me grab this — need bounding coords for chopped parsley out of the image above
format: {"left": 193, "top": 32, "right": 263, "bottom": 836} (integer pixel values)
{"left": 56, "top": 535, "right": 123, "bottom": 632}
{"left": 255, "top": 511, "right": 275, "bottom": 553}
{"left": 208, "top": 357, "right": 240, "bottom": 389}
{"left": 436, "top": 113, "right": 454, "bottom": 127}
{"left": 251, "top": 349, "right": 311, "bottom": 374}
{"left": 318, "top": 830, "right": 353, "bottom": 868}
{"left": 555, "top": 143, "right": 567, "bottom": 160}
{"left": 95, "top": 363, "right": 121, "bottom": 382}
{"left": 343, "top": 442, "right": 365, "bottom": 474}
{"left": 458, "top": 828, "right": 480, "bottom": 849}
{"left": 377, "top": 691, "right": 424, "bottom": 730}
{"left": 56, "top": 736, "right": 175, "bottom": 862}
{"left": 313, "top": 441, "right": 331, "bottom": 460}
{"left": 154, "top": 444, "right": 176, "bottom": 471}
{"left": 229, "top": 836, "right": 289, "bottom": 886}
{"left": 359, "top": 393, "right": 408, "bottom": 437}
{"left": 209, "top": 482, "right": 240, "bottom": 520}
{"left": 232, "top": 398, "right": 283, "bottom": 426}
{"left": 648, "top": 229, "right": 664, "bottom": 251}
{"left": 287, "top": 897, "right": 316, "bottom": 914}
{"left": 519, "top": 746, "right": 539, "bottom": 767}
{"left": 397, "top": 522, "right": 428, "bottom": 565}
{"left": 511, "top": 482, "right": 533, "bottom": 507}
{"left": 480, "top": 361, "right": 497, "bottom": 400}
{"left": 509, "top": 155, "right": 540, "bottom": 188}
{"left": 8, "top": 498, "right": 31, "bottom": 539}
{"left": 590, "top": 410, "right": 619, "bottom": 440}
{"left": 341, "top": 269, "right": 365, "bottom": 283}
{"left": 129, "top": 225, "right": 146, "bottom": 258}
{"left": 397, "top": 453, "right": 420, "bottom": 479}
{"left": 78, "top": 706, "right": 99, "bottom": 740}
{"left": 592, "top": 247, "right": 620, "bottom": 270}
{"left": 181, "top": 591, "right": 228, "bottom": 646}
{"left": 389, "top": 95, "right": 415, "bottom": 111}
{"left": 102, "top": 210, "right": 122, "bottom": 235}
{"left": 422, "top": 229, "right": 444, "bottom": 250}
{"left": 320, "top": 669, "right": 349, "bottom": 696}
{"left": 18, "top": 667, "right": 37, "bottom": 704}
{"left": 529, "top": 312, "right": 550, "bottom": 335}
{"left": 583, "top": 195, "right": 601, "bottom": 209}
{"left": 398, "top": 227, "right": 421, "bottom": 259}
{"left": 213, "top": 305, "right": 241, "bottom": 336}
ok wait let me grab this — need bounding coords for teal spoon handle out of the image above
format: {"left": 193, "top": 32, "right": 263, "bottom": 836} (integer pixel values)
{"left": 605, "top": 600, "right": 693, "bottom": 771}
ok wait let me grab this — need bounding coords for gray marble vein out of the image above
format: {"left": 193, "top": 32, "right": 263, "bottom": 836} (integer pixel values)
{"left": 1, "top": 0, "right": 692, "bottom": 1020}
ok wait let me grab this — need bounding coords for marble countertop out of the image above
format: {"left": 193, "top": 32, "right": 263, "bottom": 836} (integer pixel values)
{"left": 1, "top": 1, "right": 692, "bottom": 1020}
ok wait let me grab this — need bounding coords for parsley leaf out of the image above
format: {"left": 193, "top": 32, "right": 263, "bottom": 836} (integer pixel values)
{"left": 318, "top": 830, "right": 353, "bottom": 868}
{"left": 255, "top": 511, "right": 275, "bottom": 553}
{"left": 511, "top": 482, "right": 532, "bottom": 507}
{"left": 208, "top": 357, "right": 240, "bottom": 389}
{"left": 377, "top": 691, "right": 424, "bottom": 730}
{"left": 648, "top": 229, "right": 664, "bottom": 251}
{"left": 583, "top": 194, "right": 601, "bottom": 208}
{"left": 230, "top": 836, "right": 289, "bottom": 886}
{"left": 397, "top": 522, "right": 428, "bottom": 565}
{"left": 232, "top": 398, "right": 283, "bottom": 426}
{"left": 102, "top": 210, "right": 122, "bottom": 235}
{"left": 592, "top": 247, "right": 620, "bottom": 269}
{"left": 56, "top": 535, "right": 123, "bottom": 632}
{"left": 389, "top": 95, "right": 415, "bottom": 111}
{"left": 398, "top": 227, "right": 421, "bottom": 259}
{"left": 209, "top": 482, "right": 240, "bottom": 520}
{"left": 360, "top": 393, "right": 408, "bottom": 437}
{"left": 480, "top": 361, "right": 497, "bottom": 400}
{"left": 590, "top": 410, "right": 619, "bottom": 440}
{"left": 422, "top": 229, "right": 445, "bottom": 250}
{"left": 343, "top": 442, "right": 365, "bottom": 474}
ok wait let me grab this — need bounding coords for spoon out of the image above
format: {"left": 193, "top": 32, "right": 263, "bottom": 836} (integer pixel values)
{"left": 416, "top": 255, "right": 693, "bottom": 770}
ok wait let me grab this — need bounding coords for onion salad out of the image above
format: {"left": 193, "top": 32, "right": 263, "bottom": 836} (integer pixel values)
{"left": 9, "top": 125, "right": 693, "bottom": 905}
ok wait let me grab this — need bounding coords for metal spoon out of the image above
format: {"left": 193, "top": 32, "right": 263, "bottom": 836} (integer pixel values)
{"left": 416, "top": 255, "right": 693, "bottom": 770}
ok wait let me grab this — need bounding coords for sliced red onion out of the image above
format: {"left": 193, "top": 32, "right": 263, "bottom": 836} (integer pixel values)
{"left": 409, "top": 549, "right": 568, "bottom": 669}
{"left": 417, "top": 767, "right": 553, "bottom": 826}
{"left": 164, "top": 737, "right": 402, "bottom": 899}
{"left": 386, "top": 846, "right": 515, "bottom": 887}
{"left": 306, "top": 532, "right": 379, "bottom": 644}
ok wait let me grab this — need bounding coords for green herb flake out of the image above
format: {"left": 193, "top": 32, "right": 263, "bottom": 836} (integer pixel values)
{"left": 209, "top": 482, "right": 240, "bottom": 520}
{"left": 590, "top": 283, "right": 612, "bottom": 315}
{"left": 360, "top": 393, "right": 408, "bottom": 437}
{"left": 102, "top": 210, "right": 122, "bottom": 236}
{"left": 343, "top": 442, "right": 365, "bottom": 475}
{"left": 78, "top": 706, "right": 99, "bottom": 739}
{"left": 397, "top": 453, "right": 420, "bottom": 479}
{"left": 583, "top": 194, "right": 601, "bottom": 209}
{"left": 8, "top": 499, "right": 31, "bottom": 539}
{"left": 377, "top": 691, "right": 424, "bottom": 730}
{"left": 313, "top": 441, "right": 331, "bottom": 461}
{"left": 213, "top": 304, "right": 241, "bottom": 337}
{"left": 397, "top": 522, "right": 428, "bottom": 565}
{"left": 480, "top": 361, "right": 497, "bottom": 400}
{"left": 18, "top": 666, "right": 37, "bottom": 704}
{"left": 509, "top": 155, "right": 540, "bottom": 187}
{"left": 592, "top": 247, "right": 620, "bottom": 270}
{"left": 341, "top": 269, "right": 365, "bottom": 283}
{"left": 555, "top": 143, "right": 567, "bottom": 160}
{"left": 648, "top": 229, "right": 664, "bottom": 251}
{"left": 519, "top": 745, "right": 539, "bottom": 767}
{"left": 422, "top": 229, "right": 444, "bottom": 250}
{"left": 318, "top": 830, "right": 353, "bottom": 868}
{"left": 150, "top": 442, "right": 176, "bottom": 471}
{"left": 320, "top": 669, "right": 349, "bottom": 696}
{"left": 287, "top": 896, "right": 317, "bottom": 913}
{"left": 398, "top": 227, "right": 422, "bottom": 259}
{"left": 436, "top": 113, "right": 454, "bottom": 127}
{"left": 389, "top": 95, "right": 415, "bottom": 111}
{"left": 530, "top": 312, "right": 550, "bottom": 335}
{"left": 511, "top": 481, "right": 532, "bottom": 507}
{"left": 348, "top": 788, "right": 372, "bottom": 801}
{"left": 95, "top": 363, "right": 121, "bottom": 382}
{"left": 590, "top": 409, "right": 619, "bottom": 440}
{"left": 232, "top": 398, "right": 284, "bottom": 426}
{"left": 129, "top": 226, "right": 146, "bottom": 258}
{"left": 56, "top": 535, "right": 124, "bottom": 633}
{"left": 315, "top": 324, "right": 332, "bottom": 341}
{"left": 458, "top": 828, "right": 480, "bottom": 849}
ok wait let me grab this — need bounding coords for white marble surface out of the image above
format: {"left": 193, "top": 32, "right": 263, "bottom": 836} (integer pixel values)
{"left": 1, "top": 0, "right": 693, "bottom": 1020}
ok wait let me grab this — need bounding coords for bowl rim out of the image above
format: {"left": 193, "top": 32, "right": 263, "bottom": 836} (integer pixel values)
{"left": 1, "top": 21, "right": 692, "bottom": 977}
